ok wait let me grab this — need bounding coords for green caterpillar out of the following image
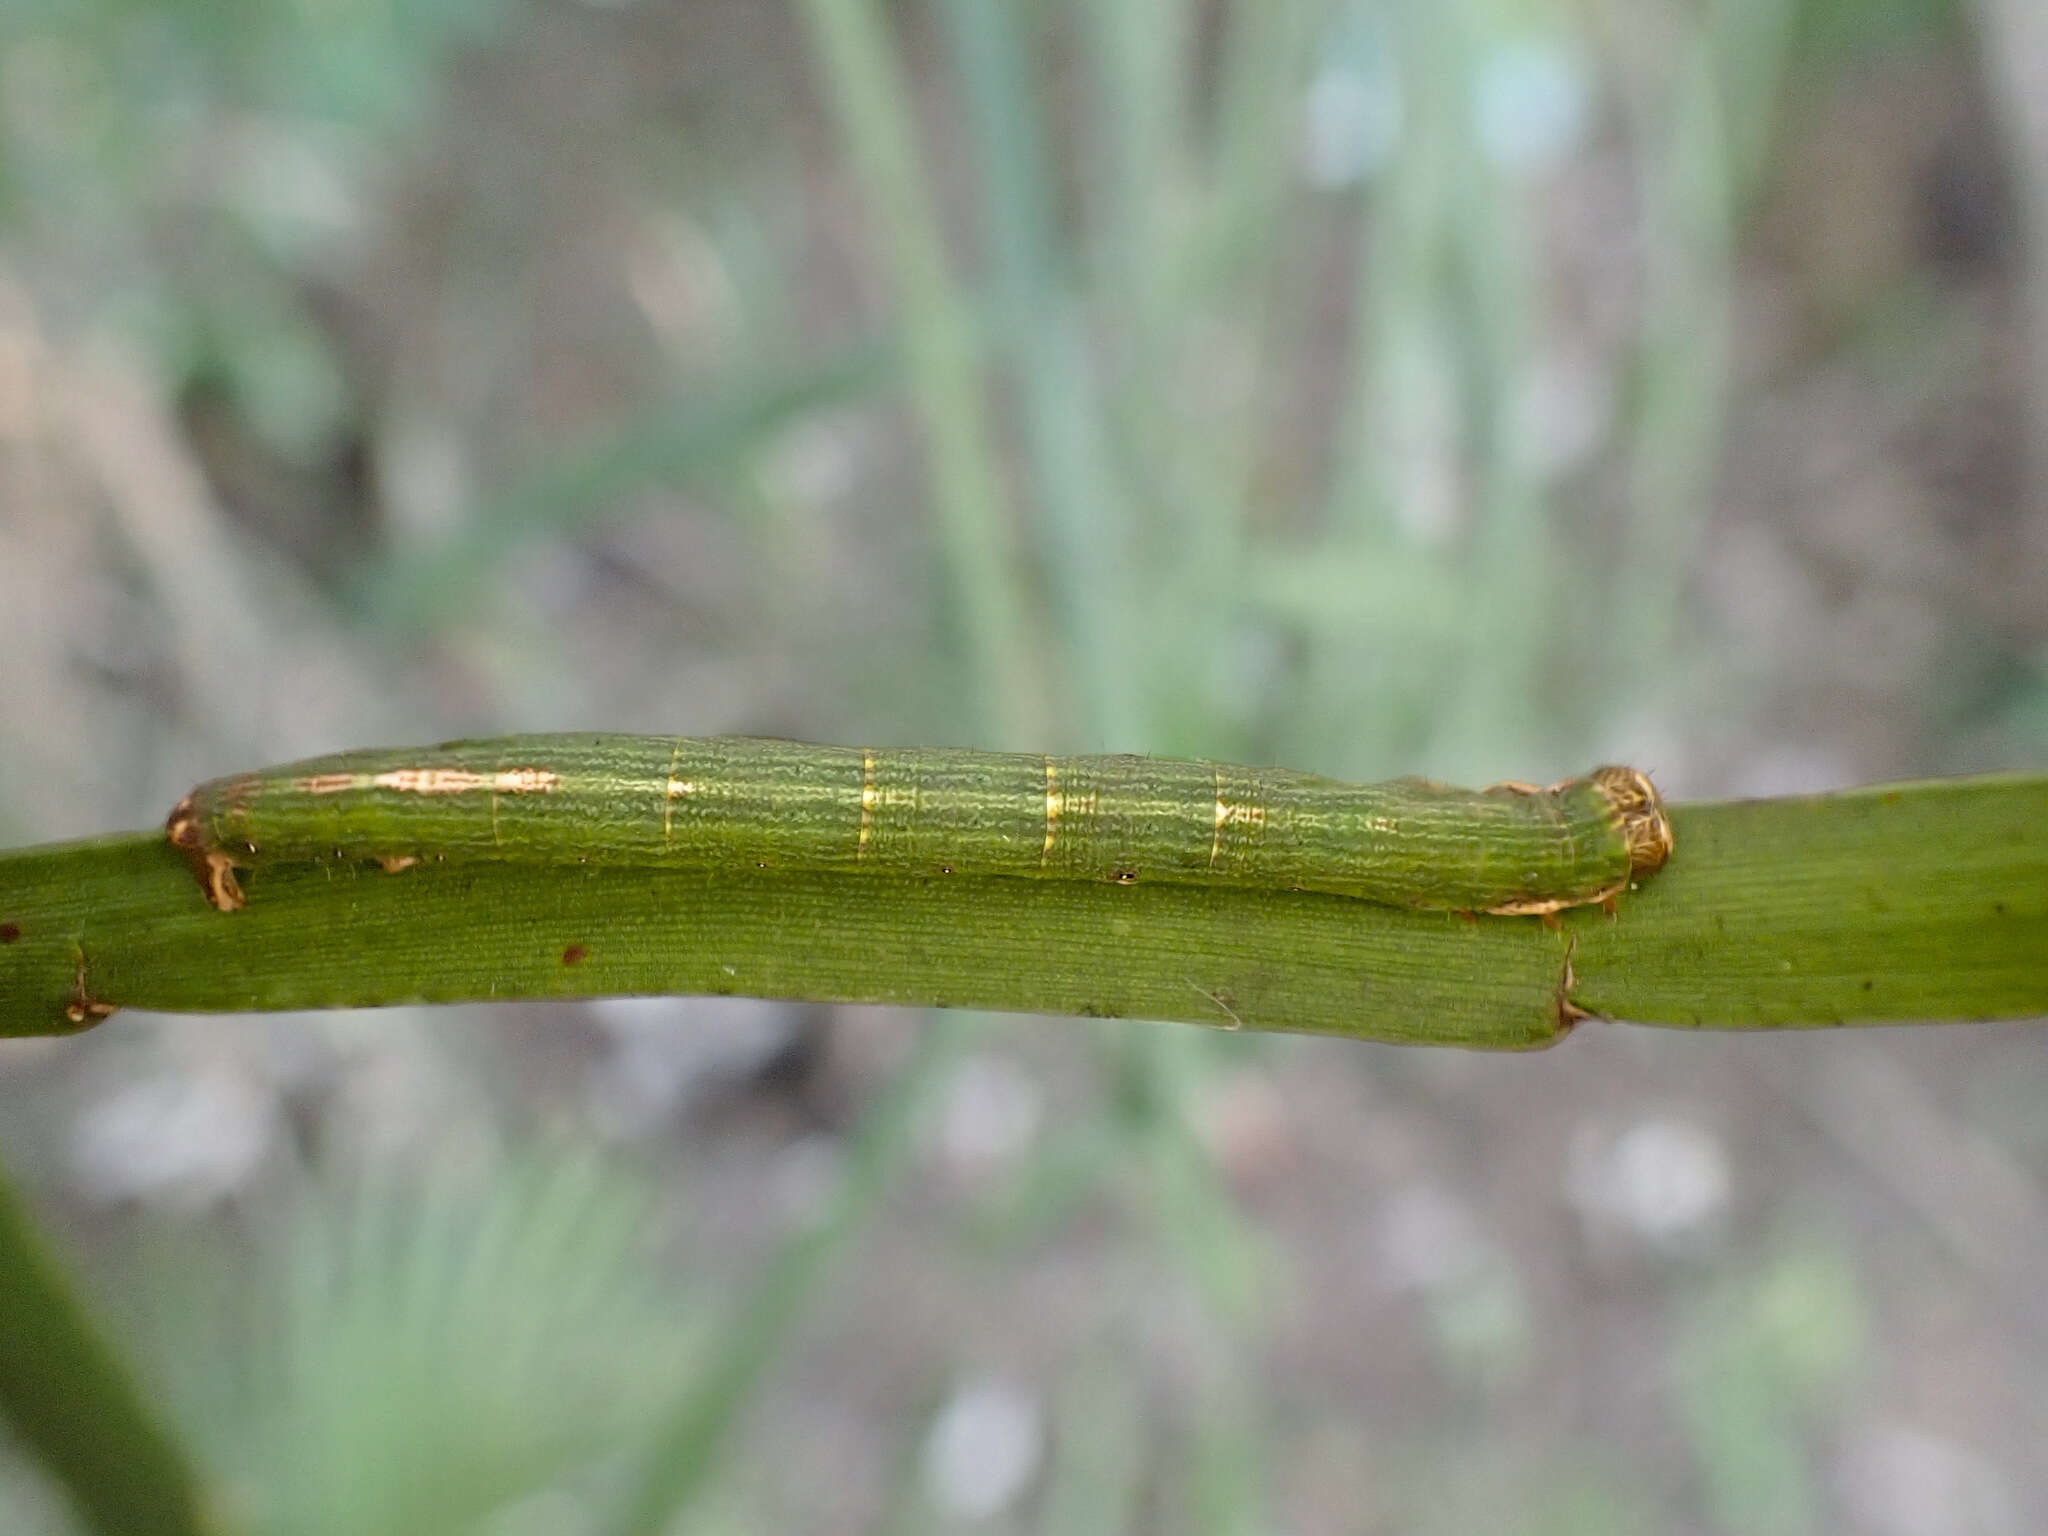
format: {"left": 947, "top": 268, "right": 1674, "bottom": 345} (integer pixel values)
{"left": 167, "top": 735, "right": 1672, "bottom": 916}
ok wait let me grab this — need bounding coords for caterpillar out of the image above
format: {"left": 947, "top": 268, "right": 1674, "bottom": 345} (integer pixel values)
{"left": 166, "top": 735, "right": 1672, "bottom": 916}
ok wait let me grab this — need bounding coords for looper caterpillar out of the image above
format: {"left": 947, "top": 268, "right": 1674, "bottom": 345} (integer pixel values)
{"left": 166, "top": 736, "right": 1672, "bottom": 916}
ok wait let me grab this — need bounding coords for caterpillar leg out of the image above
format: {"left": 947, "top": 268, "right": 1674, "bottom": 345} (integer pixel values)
{"left": 166, "top": 796, "right": 246, "bottom": 912}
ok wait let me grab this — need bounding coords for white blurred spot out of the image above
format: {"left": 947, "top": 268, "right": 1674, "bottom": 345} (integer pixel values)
{"left": 1726, "top": 744, "right": 1860, "bottom": 799}
{"left": 1377, "top": 1185, "right": 1487, "bottom": 1294}
{"left": 1301, "top": 61, "right": 1402, "bottom": 189}
{"left": 922, "top": 1377, "right": 1044, "bottom": 1521}
{"left": 624, "top": 213, "right": 737, "bottom": 356}
{"left": 1474, "top": 41, "right": 1592, "bottom": 176}
{"left": 1512, "top": 347, "right": 1614, "bottom": 480}
{"left": 935, "top": 1054, "right": 1044, "bottom": 1178}
{"left": 71, "top": 1068, "right": 277, "bottom": 1209}
{"left": 317, "top": 1010, "right": 502, "bottom": 1176}
{"left": 762, "top": 413, "right": 866, "bottom": 513}
{"left": 377, "top": 418, "right": 473, "bottom": 544}
{"left": 1194, "top": 1070, "right": 1296, "bottom": 1185}
{"left": 1377, "top": 1186, "right": 1532, "bottom": 1378}
{"left": 1379, "top": 325, "right": 1463, "bottom": 546}
{"left": 770, "top": 1133, "right": 846, "bottom": 1234}
{"left": 1836, "top": 1422, "right": 2015, "bottom": 1536}
{"left": 222, "top": 116, "right": 366, "bottom": 256}
{"left": 1567, "top": 1116, "right": 1731, "bottom": 1253}
{"left": 586, "top": 995, "right": 799, "bottom": 1135}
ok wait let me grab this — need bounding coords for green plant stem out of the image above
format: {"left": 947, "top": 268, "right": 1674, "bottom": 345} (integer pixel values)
{"left": 0, "top": 1165, "right": 217, "bottom": 1535}
{"left": 3, "top": 775, "right": 2043, "bottom": 1042}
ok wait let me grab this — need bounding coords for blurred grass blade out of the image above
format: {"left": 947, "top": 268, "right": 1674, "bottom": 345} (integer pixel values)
{"left": 1039, "top": 1358, "right": 1145, "bottom": 1536}
{"left": 0, "top": 1162, "right": 216, "bottom": 1535}
{"left": 939, "top": 0, "right": 1145, "bottom": 743}
{"left": 607, "top": 1019, "right": 960, "bottom": 1535}
{"left": 796, "top": 0, "right": 1047, "bottom": 742}
{"left": 362, "top": 337, "right": 895, "bottom": 629}
{"left": 1618, "top": 24, "right": 1736, "bottom": 681}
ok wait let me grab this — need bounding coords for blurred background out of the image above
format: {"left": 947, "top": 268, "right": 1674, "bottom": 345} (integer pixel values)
{"left": 2, "top": 0, "right": 2047, "bottom": 1530}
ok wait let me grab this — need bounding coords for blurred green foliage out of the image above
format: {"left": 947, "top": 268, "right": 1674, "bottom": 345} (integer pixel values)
{"left": 1674, "top": 1242, "right": 1870, "bottom": 1536}
{"left": 1, "top": 0, "right": 2042, "bottom": 1531}
{"left": 0, "top": 0, "right": 513, "bottom": 456}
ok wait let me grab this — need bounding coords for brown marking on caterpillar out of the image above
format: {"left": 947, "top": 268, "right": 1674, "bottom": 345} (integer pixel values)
{"left": 377, "top": 855, "right": 419, "bottom": 874}
{"left": 0, "top": 922, "right": 19, "bottom": 943}
{"left": 167, "top": 793, "right": 246, "bottom": 911}
{"left": 562, "top": 944, "right": 588, "bottom": 966}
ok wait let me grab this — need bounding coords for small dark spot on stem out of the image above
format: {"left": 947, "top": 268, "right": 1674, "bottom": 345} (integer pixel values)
{"left": 1111, "top": 869, "right": 1137, "bottom": 884}
{"left": 562, "top": 944, "right": 588, "bottom": 966}
{"left": 1995, "top": 901, "right": 2007, "bottom": 915}
{"left": 938, "top": 865, "right": 953, "bottom": 875}
{"left": 1861, "top": 978, "right": 1874, "bottom": 992}
{"left": 0, "top": 922, "right": 18, "bottom": 944}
